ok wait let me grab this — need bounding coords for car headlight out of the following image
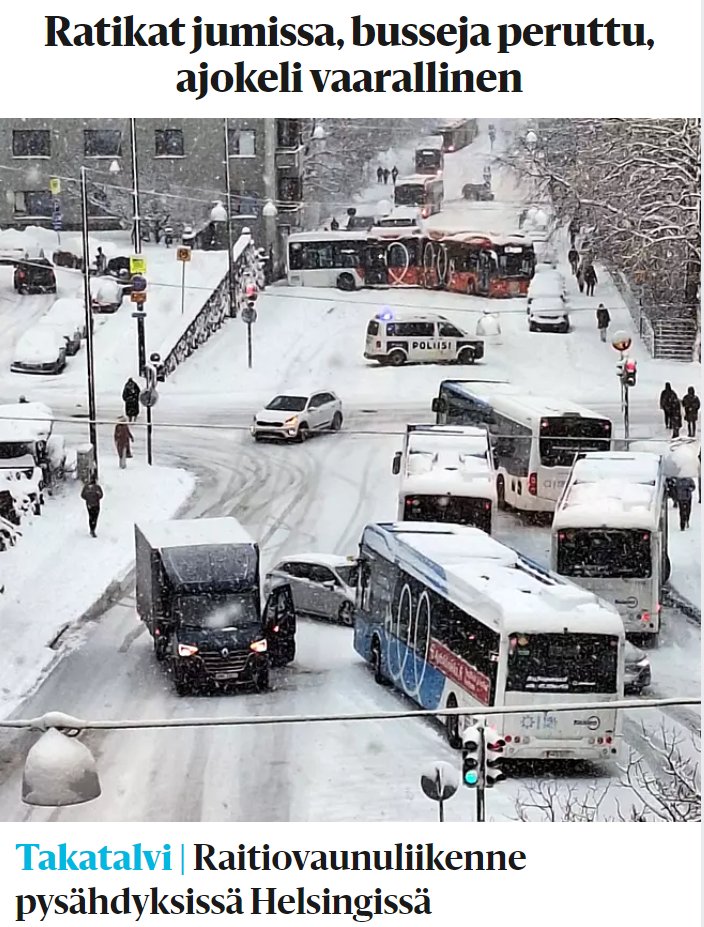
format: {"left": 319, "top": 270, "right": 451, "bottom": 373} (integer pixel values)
{"left": 250, "top": 639, "right": 268, "bottom": 653}
{"left": 636, "top": 657, "right": 649, "bottom": 669}
{"left": 178, "top": 643, "right": 199, "bottom": 657}
{"left": 283, "top": 416, "right": 298, "bottom": 427}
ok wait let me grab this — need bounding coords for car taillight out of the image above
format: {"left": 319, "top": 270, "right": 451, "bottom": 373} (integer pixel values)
{"left": 640, "top": 611, "right": 650, "bottom": 622}
{"left": 528, "top": 473, "right": 538, "bottom": 495}
{"left": 484, "top": 501, "right": 491, "bottom": 510}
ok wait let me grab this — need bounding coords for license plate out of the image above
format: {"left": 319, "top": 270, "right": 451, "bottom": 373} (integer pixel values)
{"left": 215, "top": 671, "right": 240, "bottom": 681}
{"left": 545, "top": 750, "right": 572, "bottom": 758}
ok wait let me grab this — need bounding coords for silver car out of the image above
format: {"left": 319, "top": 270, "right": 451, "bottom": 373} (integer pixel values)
{"left": 252, "top": 390, "right": 343, "bottom": 442}
{"left": 264, "top": 554, "right": 358, "bottom": 624}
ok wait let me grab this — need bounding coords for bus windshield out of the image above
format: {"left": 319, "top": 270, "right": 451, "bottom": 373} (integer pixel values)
{"left": 498, "top": 247, "right": 534, "bottom": 278}
{"left": 557, "top": 528, "right": 652, "bottom": 578}
{"left": 540, "top": 417, "right": 612, "bottom": 467}
{"left": 506, "top": 632, "right": 620, "bottom": 693}
{"left": 395, "top": 185, "right": 425, "bottom": 207}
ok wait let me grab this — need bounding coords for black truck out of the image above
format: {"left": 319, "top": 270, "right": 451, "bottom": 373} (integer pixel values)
{"left": 135, "top": 517, "right": 296, "bottom": 696}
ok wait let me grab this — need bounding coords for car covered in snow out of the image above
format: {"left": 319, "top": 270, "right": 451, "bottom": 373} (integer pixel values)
{"left": 461, "top": 182, "right": 494, "bottom": 201}
{"left": 263, "top": 554, "right": 358, "bottom": 625}
{"left": 13, "top": 257, "right": 57, "bottom": 295}
{"left": 252, "top": 390, "right": 343, "bottom": 442}
{"left": 526, "top": 271, "right": 566, "bottom": 310}
{"left": 89, "top": 276, "right": 124, "bottom": 313}
{"left": 624, "top": 639, "right": 651, "bottom": 694}
{"left": 371, "top": 207, "right": 426, "bottom": 233}
{"left": 46, "top": 297, "right": 86, "bottom": 338}
{"left": 0, "top": 401, "right": 65, "bottom": 510}
{"left": 10, "top": 329, "right": 67, "bottom": 375}
{"left": 528, "top": 296, "right": 571, "bottom": 333}
{"left": 35, "top": 314, "right": 81, "bottom": 356}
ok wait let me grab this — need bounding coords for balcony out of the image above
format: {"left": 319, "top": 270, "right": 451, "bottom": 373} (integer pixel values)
{"left": 275, "top": 147, "right": 303, "bottom": 173}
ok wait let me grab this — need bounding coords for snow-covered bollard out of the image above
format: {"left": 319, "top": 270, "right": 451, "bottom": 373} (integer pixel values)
{"left": 476, "top": 309, "right": 502, "bottom": 345}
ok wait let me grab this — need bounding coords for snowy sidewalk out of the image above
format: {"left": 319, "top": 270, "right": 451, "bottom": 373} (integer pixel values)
{"left": 0, "top": 459, "right": 194, "bottom": 717}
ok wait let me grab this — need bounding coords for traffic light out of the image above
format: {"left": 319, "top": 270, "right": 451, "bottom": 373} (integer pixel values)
{"left": 461, "top": 726, "right": 483, "bottom": 788}
{"left": 623, "top": 359, "right": 637, "bottom": 387}
{"left": 484, "top": 727, "right": 506, "bottom": 788}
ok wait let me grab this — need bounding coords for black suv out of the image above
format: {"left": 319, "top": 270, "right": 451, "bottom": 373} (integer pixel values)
{"left": 14, "top": 259, "right": 57, "bottom": 295}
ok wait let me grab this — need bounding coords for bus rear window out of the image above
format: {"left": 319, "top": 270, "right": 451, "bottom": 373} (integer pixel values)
{"left": 557, "top": 528, "right": 652, "bottom": 578}
{"left": 540, "top": 417, "right": 612, "bottom": 467}
{"left": 404, "top": 494, "right": 492, "bottom": 534}
{"left": 506, "top": 632, "right": 620, "bottom": 693}
{"left": 367, "top": 320, "right": 379, "bottom": 336}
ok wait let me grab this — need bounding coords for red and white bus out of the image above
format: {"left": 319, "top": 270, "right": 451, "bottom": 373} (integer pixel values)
{"left": 286, "top": 231, "right": 368, "bottom": 291}
{"left": 436, "top": 119, "right": 478, "bottom": 152}
{"left": 394, "top": 174, "right": 444, "bottom": 218}
{"left": 441, "top": 232, "right": 535, "bottom": 297}
{"left": 363, "top": 228, "right": 425, "bottom": 288}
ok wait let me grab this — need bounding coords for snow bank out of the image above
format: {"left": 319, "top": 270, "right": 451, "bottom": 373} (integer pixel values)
{"left": 0, "top": 459, "right": 194, "bottom": 717}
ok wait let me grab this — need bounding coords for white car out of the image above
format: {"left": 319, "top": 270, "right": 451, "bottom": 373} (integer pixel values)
{"left": 526, "top": 271, "right": 566, "bottom": 309}
{"left": 252, "top": 390, "right": 343, "bottom": 442}
{"left": 10, "top": 330, "right": 67, "bottom": 375}
{"left": 528, "top": 297, "right": 571, "bottom": 333}
{"left": 264, "top": 554, "right": 358, "bottom": 624}
{"left": 89, "top": 277, "right": 123, "bottom": 313}
{"left": 35, "top": 315, "right": 81, "bottom": 356}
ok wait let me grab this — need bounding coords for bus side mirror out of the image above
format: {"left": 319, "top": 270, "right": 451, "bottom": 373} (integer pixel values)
{"left": 392, "top": 452, "right": 402, "bottom": 475}
{"left": 431, "top": 398, "right": 439, "bottom": 413}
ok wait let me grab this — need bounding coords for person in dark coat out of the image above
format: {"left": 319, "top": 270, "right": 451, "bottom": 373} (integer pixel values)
{"left": 576, "top": 263, "right": 585, "bottom": 293}
{"left": 584, "top": 263, "right": 598, "bottom": 296}
{"left": 670, "top": 401, "right": 682, "bottom": 439}
{"left": 673, "top": 477, "right": 695, "bottom": 530}
{"left": 659, "top": 382, "right": 679, "bottom": 429}
{"left": 391, "top": 166, "right": 399, "bottom": 184}
{"left": 568, "top": 247, "right": 579, "bottom": 275}
{"left": 382, "top": 168, "right": 390, "bottom": 185}
{"left": 330, "top": 216, "right": 339, "bottom": 230}
{"left": 81, "top": 476, "right": 103, "bottom": 537}
{"left": 569, "top": 217, "right": 580, "bottom": 246}
{"left": 376, "top": 166, "right": 384, "bottom": 184}
{"left": 114, "top": 417, "right": 134, "bottom": 469}
{"left": 682, "top": 386, "right": 700, "bottom": 437}
{"left": 122, "top": 377, "right": 141, "bottom": 422}
{"left": 596, "top": 304, "right": 611, "bottom": 342}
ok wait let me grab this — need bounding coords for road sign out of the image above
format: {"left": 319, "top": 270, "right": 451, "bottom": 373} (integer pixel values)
{"left": 611, "top": 331, "right": 632, "bottom": 352}
{"left": 140, "top": 388, "right": 159, "bottom": 408}
{"left": 176, "top": 246, "right": 192, "bottom": 263}
{"left": 49, "top": 177, "right": 61, "bottom": 195}
{"left": 131, "top": 291, "right": 147, "bottom": 304}
{"left": 241, "top": 306, "right": 257, "bottom": 324}
{"left": 131, "top": 274, "right": 147, "bottom": 293}
{"left": 130, "top": 255, "right": 147, "bottom": 275}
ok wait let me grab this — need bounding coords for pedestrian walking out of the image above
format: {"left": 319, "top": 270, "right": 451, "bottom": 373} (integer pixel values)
{"left": 114, "top": 417, "right": 134, "bottom": 469}
{"left": 569, "top": 217, "right": 580, "bottom": 247}
{"left": 673, "top": 476, "right": 695, "bottom": 530}
{"left": 568, "top": 247, "right": 579, "bottom": 275}
{"left": 81, "top": 476, "right": 103, "bottom": 538}
{"left": 391, "top": 166, "right": 399, "bottom": 185}
{"left": 95, "top": 247, "right": 107, "bottom": 275}
{"left": 584, "top": 264, "right": 598, "bottom": 297}
{"left": 682, "top": 386, "right": 700, "bottom": 437}
{"left": 596, "top": 304, "right": 611, "bottom": 342}
{"left": 483, "top": 165, "right": 492, "bottom": 185}
{"left": 518, "top": 208, "right": 528, "bottom": 229}
{"left": 659, "top": 382, "right": 679, "bottom": 430}
{"left": 382, "top": 168, "right": 390, "bottom": 185}
{"left": 376, "top": 166, "right": 384, "bottom": 184}
{"left": 488, "top": 124, "right": 496, "bottom": 150}
{"left": 670, "top": 401, "right": 682, "bottom": 439}
{"left": 122, "top": 377, "right": 141, "bottom": 423}
{"left": 576, "top": 263, "right": 585, "bottom": 294}
{"left": 330, "top": 217, "right": 339, "bottom": 230}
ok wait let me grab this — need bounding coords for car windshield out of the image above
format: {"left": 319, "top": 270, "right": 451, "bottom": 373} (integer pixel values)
{"left": 266, "top": 395, "right": 307, "bottom": 412}
{"left": 173, "top": 592, "right": 261, "bottom": 631}
{"left": 335, "top": 564, "right": 359, "bottom": 587}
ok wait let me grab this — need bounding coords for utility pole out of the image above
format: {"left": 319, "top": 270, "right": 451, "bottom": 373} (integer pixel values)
{"left": 79, "top": 166, "right": 99, "bottom": 478}
{"left": 223, "top": 118, "right": 236, "bottom": 317}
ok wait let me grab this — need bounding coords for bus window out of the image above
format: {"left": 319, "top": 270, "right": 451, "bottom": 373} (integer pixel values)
{"left": 506, "top": 632, "right": 620, "bottom": 694}
{"left": 540, "top": 417, "right": 611, "bottom": 467}
{"left": 367, "top": 320, "right": 379, "bottom": 337}
{"left": 289, "top": 243, "right": 304, "bottom": 271}
{"left": 557, "top": 528, "right": 652, "bottom": 579}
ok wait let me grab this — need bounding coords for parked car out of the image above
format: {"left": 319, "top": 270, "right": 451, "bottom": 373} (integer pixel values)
{"left": 252, "top": 390, "right": 343, "bottom": 442}
{"left": 13, "top": 258, "right": 57, "bottom": 295}
{"left": 89, "top": 277, "right": 123, "bottom": 313}
{"left": 526, "top": 272, "right": 566, "bottom": 311}
{"left": 35, "top": 316, "right": 81, "bottom": 355}
{"left": 624, "top": 640, "right": 651, "bottom": 694}
{"left": 528, "top": 297, "right": 571, "bottom": 333}
{"left": 46, "top": 297, "right": 87, "bottom": 338}
{"left": 264, "top": 554, "right": 358, "bottom": 624}
{"left": 462, "top": 182, "right": 494, "bottom": 201}
{"left": 10, "top": 330, "right": 67, "bottom": 375}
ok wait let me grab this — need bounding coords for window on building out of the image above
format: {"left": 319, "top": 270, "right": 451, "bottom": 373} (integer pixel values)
{"left": 233, "top": 192, "right": 259, "bottom": 217}
{"left": 228, "top": 128, "right": 256, "bottom": 157}
{"left": 155, "top": 129, "right": 185, "bottom": 157}
{"left": 13, "top": 191, "right": 53, "bottom": 216}
{"left": 84, "top": 129, "right": 123, "bottom": 158}
{"left": 277, "top": 120, "right": 302, "bottom": 149}
{"left": 12, "top": 129, "right": 51, "bottom": 158}
{"left": 278, "top": 176, "right": 302, "bottom": 206}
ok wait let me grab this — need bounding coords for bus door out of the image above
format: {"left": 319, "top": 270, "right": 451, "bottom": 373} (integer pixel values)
{"left": 478, "top": 251, "right": 493, "bottom": 295}
{"left": 387, "top": 240, "right": 416, "bottom": 286}
{"left": 363, "top": 243, "right": 389, "bottom": 286}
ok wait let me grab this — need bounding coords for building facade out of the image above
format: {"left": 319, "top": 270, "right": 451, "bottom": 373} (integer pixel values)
{"left": 0, "top": 118, "right": 306, "bottom": 268}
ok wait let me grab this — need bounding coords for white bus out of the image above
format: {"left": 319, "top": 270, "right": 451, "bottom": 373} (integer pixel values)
{"left": 391, "top": 424, "right": 495, "bottom": 534}
{"left": 551, "top": 452, "right": 670, "bottom": 643}
{"left": 286, "top": 230, "right": 368, "bottom": 291}
{"left": 394, "top": 174, "right": 444, "bottom": 218}
{"left": 354, "top": 522, "right": 625, "bottom": 761}
{"left": 432, "top": 381, "right": 612, "bottom": 512}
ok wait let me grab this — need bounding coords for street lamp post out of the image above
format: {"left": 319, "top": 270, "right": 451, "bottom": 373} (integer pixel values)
{"left": 129, "top": 118, "right": 142, "bottom": 254}
{"left": 79, "top": 166, "right": 99, "bottom": 478}
{"left": 223, "top": 119, "right": 236, "bottom": 317}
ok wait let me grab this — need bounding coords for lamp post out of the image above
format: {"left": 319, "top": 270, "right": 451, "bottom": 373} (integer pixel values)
{"left": 129, "top": 118, "right": 142, "bottom": 253}
{"left": 223, "top": 119, "right": 237, "bottom": 317}
{"left": 262, "top": 198, "right": 278, "bottom": 279}
{"left": 79, "top": 166, "right": 99, "bottom": 478}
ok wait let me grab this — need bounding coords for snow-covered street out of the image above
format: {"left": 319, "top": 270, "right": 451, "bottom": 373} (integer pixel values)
{"left": 0, "top": 119, "right": 698, "bottom": 822}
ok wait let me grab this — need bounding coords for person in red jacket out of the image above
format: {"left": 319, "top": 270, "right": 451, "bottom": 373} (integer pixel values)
{"left": 114, "top": 417, "right": 134, "bottom": 469}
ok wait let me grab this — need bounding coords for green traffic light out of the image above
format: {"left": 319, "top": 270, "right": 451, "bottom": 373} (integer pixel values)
{"left": 464, "top": 770, "right": 479, "bottom": 785}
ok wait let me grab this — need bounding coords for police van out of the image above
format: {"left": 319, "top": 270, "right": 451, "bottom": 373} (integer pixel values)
{"left": 364, "top": 311, "right": 484, "bottom": 367}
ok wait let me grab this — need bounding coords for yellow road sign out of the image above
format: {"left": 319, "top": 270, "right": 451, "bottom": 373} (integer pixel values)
{"left": 177, "top": 247, "right": 192, "bottom": 263}
{"left": 49, "top": 177, "right": 61, "bottom": 195}
{"left": 130, "top": 255, "right": 147, "bottom": 275}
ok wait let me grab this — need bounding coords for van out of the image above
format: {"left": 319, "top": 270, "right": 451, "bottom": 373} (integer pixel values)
{"left": 364, "top": 312, "right": 484, "bottom": 367}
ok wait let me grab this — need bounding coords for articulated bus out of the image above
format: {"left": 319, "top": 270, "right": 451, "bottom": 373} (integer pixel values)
{"left": 363, "top": 229, "right": 425, "bottom": 288}
{"left": 286, "top": 231, "right": 368, "bottom": 290}
{"left": 436, "top": 119, "right": 478, "bottom": 152}
{"left": 354, "top": 522, "right": 625, "bottom": 761}
{"left": 394, "top": 174, "right": 444, "bottom": 218}
{"left": 552, "top": 452, "right": 670, "bottom": 644}
{"left": 442, "top": 232, "right": 536, "bottom": 297}
{"left": 432, "top": 381, "right": 613, "bottom": 512}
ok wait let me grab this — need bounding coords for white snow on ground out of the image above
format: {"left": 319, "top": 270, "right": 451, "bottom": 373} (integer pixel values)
{"left": 0, "top": 459, "right": 194, "bottom": 716}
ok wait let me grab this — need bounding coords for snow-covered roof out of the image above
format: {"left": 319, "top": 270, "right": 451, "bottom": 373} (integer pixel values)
{"left": 89, "top": 277, "right": 122, "bottom": 301}
{"left": 440, "top": 381, "right": 608, "bottom": 424}
{"left": 0, "top": 402, "right": 54, "bottom": 443}
{"left": 137, "top": 517, "right": 256, "bottom": 550}
{"left": 572, "top": 452, "right": 662, "bottom": 485}
{"left": 529, "top": 297, "right": 568, "bottom": 313}
{"left": 407, "top": 428, "right": 489, "bottom": 460}
{"left": 395, "top": 173, "right": 442, "bottom": 186}
{"left": 12, "top": 330, "right": 64, "bottom": 364}
{"left": 362, "top": 523, "right": 622, "bottom": 636}
{"left": 401, "top": 458, "right": 496, "bottom": 501}
{"left": 376, "top": 311, "right": 446, "bottom": 324}
{"left": 287, "top": 230, "right": 369, "bottom": 243}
